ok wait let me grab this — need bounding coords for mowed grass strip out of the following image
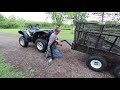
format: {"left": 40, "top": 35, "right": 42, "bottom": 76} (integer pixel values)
{"left": 0, "top": 29, "right": 74, "bottom": 41}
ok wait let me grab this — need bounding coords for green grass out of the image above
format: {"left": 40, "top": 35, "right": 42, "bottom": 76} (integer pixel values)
{"left": 0, "top": 54, "right": 25, "bottom": 78}
{"left": 0, "top": 29, "right": 74, "bottom": 41}
{"left": 58, "top": 31, "right": 74, "bottom": 41}
{"left": 0, "top": 29, "right": 20, "bottom": 36}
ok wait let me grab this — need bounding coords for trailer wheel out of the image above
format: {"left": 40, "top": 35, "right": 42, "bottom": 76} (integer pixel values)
{"left": 86, "top": 55, "right": 108, "bottom": 72}
{"left": 113, "top": 65, "right": 120, "bottom": 78}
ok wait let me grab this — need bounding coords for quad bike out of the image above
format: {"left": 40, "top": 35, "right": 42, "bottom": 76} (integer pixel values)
{"left": 18, "top": 24, "right": 54, "bottom": 53}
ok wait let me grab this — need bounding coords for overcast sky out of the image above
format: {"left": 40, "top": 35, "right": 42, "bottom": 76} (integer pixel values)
{"left": 0, "top": 12, "right": 51, "bottom": 22}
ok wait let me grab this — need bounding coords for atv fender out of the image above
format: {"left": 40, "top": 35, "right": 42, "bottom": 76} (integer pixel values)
{"left": 18, "top": 30, "right": 30, "bottom": 42}
{"left": 33, "top": 31, "right": 50, "bottom": 39}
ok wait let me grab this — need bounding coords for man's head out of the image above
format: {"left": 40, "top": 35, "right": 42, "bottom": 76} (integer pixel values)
{"left": 54, "top": 26, "right": 61, "bottom": 35}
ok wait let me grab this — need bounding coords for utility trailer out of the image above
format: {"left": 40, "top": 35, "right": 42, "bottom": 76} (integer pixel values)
{"left": 71, "top": 22, "right": 120, "bottom": 78}
{"left": 50, "top": 22, "right": 120, "bottom": 78}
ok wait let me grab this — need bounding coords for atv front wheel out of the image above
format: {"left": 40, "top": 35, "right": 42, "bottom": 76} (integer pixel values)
{"left": 35, "top": 39, "right": 47, "bottom": 53}
{"left": 19, "top": 36, "right": 28, "bottom": 47}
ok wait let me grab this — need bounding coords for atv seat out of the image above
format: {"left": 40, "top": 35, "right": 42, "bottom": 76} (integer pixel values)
{"left": 27, "top": 28, "right": 40, "bottom": 37}
{"left": 26, "top": 30, "right": 36, "bottom": 37}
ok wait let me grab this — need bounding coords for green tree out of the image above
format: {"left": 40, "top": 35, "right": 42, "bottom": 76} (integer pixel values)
{"left": 47, "top": 12, "right": 65, "bottom": 26}
{"left": 8, "top": 15, "right": 16, "bottom": 21}
{"left": 65, "top": 12, "right": 88, "bottom": 33}
{"left": 0, "top": 14, "right": 5, "bottom": 21}
{"left": 0, "top": 14, "right": 6, "bottom": 28}
{"left": 66, "top": 12, "right": 88, "bottom": 24}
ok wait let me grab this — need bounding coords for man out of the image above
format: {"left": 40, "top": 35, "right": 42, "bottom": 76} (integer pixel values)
{"left": 46, "top": 26, "right": 62, "bottom": 58}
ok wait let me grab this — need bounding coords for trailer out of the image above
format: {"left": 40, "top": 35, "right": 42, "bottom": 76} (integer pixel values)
{"left": 49, "top": 22, "right": 120, "bottom": 78}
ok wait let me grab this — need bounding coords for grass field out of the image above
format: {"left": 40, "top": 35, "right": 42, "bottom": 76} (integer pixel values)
{"left": 0, "top": 29, "right": 74, "bottom": 41}
{"left": 0, "top": 29, "right": 20, "bottom": 35}
{"left": 0, "top": 54, "right": 25, "bottom": 78}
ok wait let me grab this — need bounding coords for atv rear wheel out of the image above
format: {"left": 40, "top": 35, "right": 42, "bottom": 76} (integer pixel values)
{"left": 19, "top": 36, "right": 28, "bottom": 47}
{"left": 35, "top": 39, "right": 47, "bottom": 53}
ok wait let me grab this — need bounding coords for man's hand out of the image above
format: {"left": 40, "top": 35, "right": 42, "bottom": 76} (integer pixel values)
{"left": 56, "top": 40, "right": 62, "bottom": 46}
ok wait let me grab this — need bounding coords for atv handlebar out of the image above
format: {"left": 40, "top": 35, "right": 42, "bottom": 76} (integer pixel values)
{"left": 28, "top": 24, "right": 33, "bottom": 28}
{"left": 28, "top": 24, "right": 40, "bottom": 29}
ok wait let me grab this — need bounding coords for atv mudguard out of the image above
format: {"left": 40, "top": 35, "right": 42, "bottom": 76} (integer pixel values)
{"left": 33, "top": 30, "right": 54, "bottom": 38}
{"left": 34, "top": 30, "right": 53, "bottom": 35}
{"left": 33, "top": 31, "right": 48, "bottom": 35}
{"left": 18, "top": 30, "right": 30, "bottom": 42}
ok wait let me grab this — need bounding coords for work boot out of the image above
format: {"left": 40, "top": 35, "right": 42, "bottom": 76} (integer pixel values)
{"left": 45, "top": 50, "right": 51, "bottom": 58}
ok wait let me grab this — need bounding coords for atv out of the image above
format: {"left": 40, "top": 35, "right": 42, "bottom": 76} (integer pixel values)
{"left": 18, "top": 24, "right": 54, "bottom": 53}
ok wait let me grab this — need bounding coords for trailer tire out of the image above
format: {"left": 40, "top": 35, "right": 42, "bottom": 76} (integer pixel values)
{"left": 113, "top": 65, "right": 120, "bottom": 78}
{"left": 86, "top": 55, "right": 108, "bottom": 72}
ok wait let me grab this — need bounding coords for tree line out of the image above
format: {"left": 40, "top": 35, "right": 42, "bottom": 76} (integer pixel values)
{"left": 0, "top": 12, "right": 120, "bottom": 29}
{"left": 0, "top": 14, "right": 71, "bottom": 29}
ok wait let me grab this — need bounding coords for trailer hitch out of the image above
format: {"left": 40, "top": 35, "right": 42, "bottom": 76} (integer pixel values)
{"left": 61, "top": 40, "right": 72, "bottom": 47}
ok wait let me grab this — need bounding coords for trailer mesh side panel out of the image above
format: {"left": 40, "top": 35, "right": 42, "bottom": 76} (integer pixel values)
{"left": 75, "top": 22, "right": 120, "bottom": 55}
